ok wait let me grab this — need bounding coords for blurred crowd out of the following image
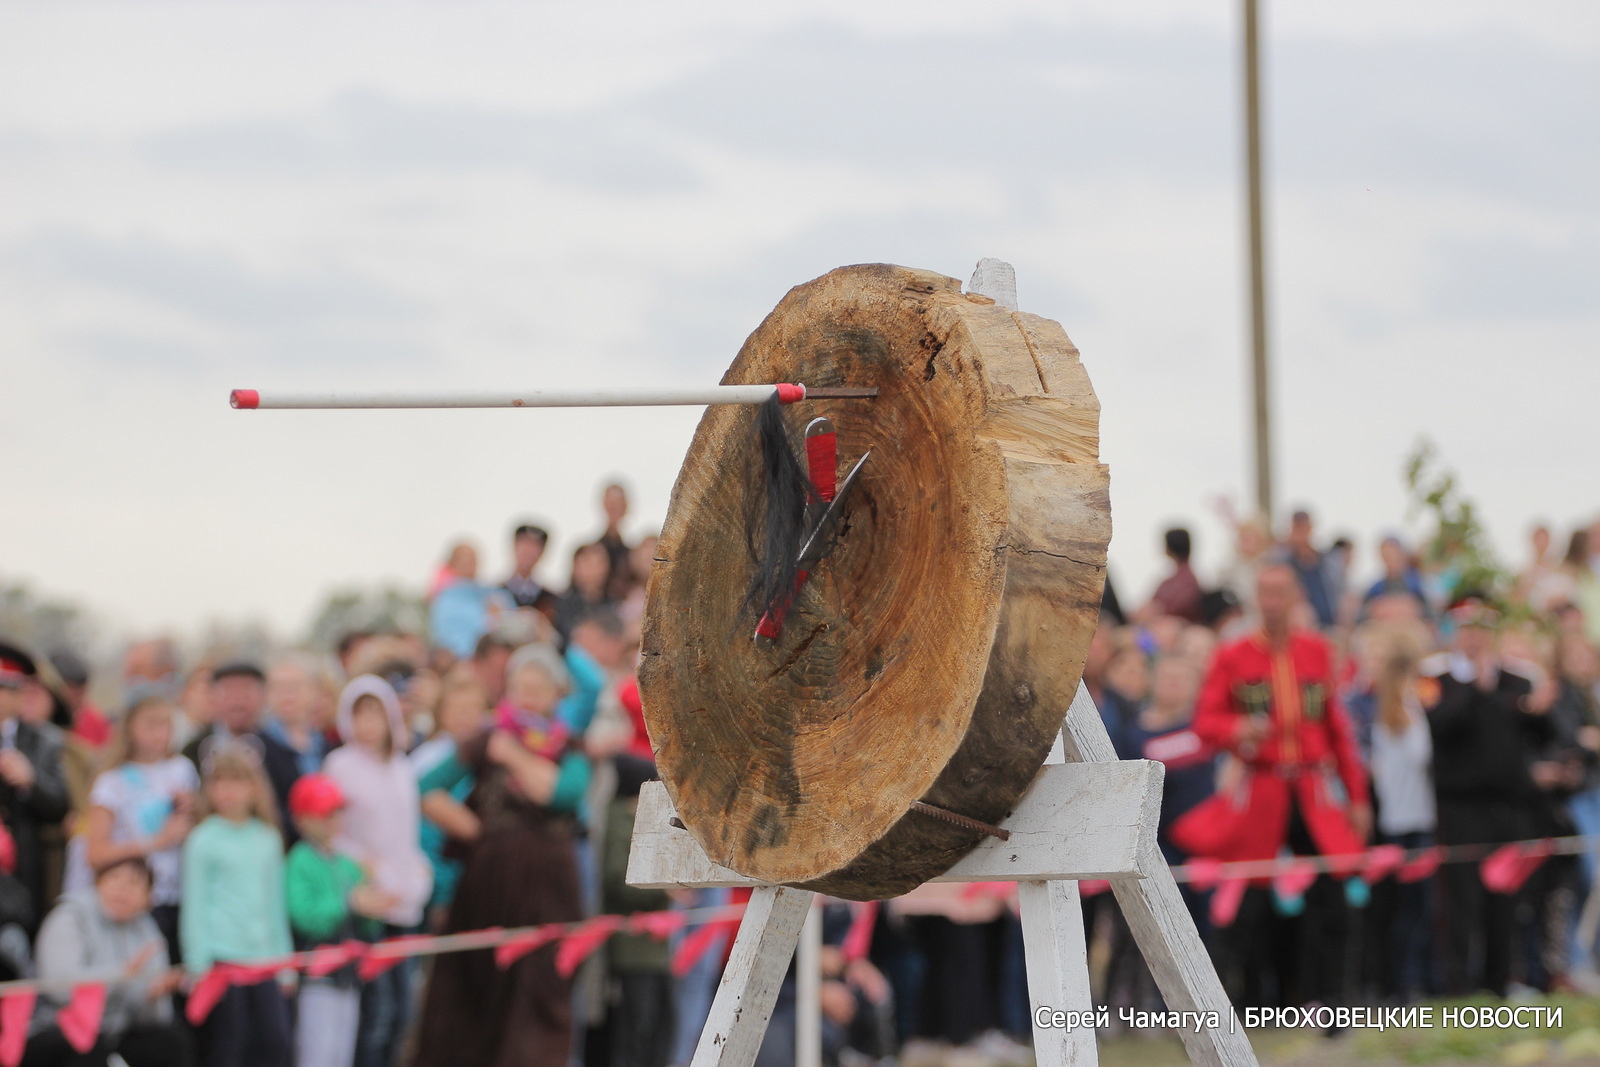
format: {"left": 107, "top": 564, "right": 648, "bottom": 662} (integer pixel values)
{"left": 1, "top": 486, "right": 1598, "bottom": 1067}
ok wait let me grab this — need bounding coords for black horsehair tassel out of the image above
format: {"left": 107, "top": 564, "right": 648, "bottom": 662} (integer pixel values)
{"left": 742, "top": 393, "right": 822, "bottom": 627}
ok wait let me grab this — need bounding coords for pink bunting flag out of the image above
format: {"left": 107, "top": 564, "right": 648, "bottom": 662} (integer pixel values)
{"left": 1078, "top": 880, "right": 1111, "bottom": 898}
{"left": 672, "top": 918, "right": 739, "bottom": 978}
{"left": 0, "top": 992, "right": 35, "bottom": 1067}
{"left": 628, "top": 911, "right": 686, "bottom": 941}
{"left": 555, "top": 916, "right": 624, "bottom": 978}
{"left": 1482, "top": 843, "right": 1550, "bottom": 895}
{"left": 1209, "top": 878, "right": 1248, "bottom": 928}
{"left": 186, "top": 967, "right": 233, "bottom": 1025}
{"left": 959, "top": 881, "right": 1016, "bottom": 902}
{"left": 839, "top": 901, "right": 878, "bottom": 962}
{"left": 1272, "top": 858, "right": 1318, "bottom": 902}
{"left": 1183, "top": 858, "right": 1223, "bottom": 891}
{"left": 1397, "top": 847, "right": 1444, "bottom": 884}
{"left": 494, "top": 926, "right": 563, "bottom": 970}
{"left": 304, "top": 941, "right": 368, "bottom": 979}
{"left": 57, "top": 983, "right": 107, "bottom": 1054}
{"left": 358, "top": 936, "right": 430, "bottom": 982}
{"left": 1362, "top": 844, "right": 1406, "bottom": 883}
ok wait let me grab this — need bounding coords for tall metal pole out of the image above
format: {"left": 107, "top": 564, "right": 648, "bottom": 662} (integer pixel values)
{"left": 1243, "top": 0, "right": 1274, "bottom": 521}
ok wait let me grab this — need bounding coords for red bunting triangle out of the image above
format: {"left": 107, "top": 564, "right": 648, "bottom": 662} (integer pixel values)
{"left": 304, "top": 941, "right": 368, "bottom": 979}
{"left": 1209, "top": 878, "right": 1248, "bottom": 928}
{"left": 839, "top": 901, "right": 878, "bottom": 962}
{"left": 1482, "top": 842, "right": 1551, "bottom": 895}
{"left": 672, "top": 918, "right": 739, "bottom": 977}
{"left": 358, "top": 936, "right": 430, "bottom": 981}
{"left": 1077, "top": 880, "right": 1111, "bottom": 898}
{"left": 1362, "top": 844, "right": 1406, "bottom": 883}
{"left": 494, "top": 926, "right": 563, "bottom": 970}
{"left": 57, "top": 983, "right": 106, "bottom": 1053}
{"left": 186, "top": 968, "right": 232, "bottom": 1025}
{"left": 1397, "top": 847, "right": 1443, "bottom": 883}
{"left": 1183, "top": 858, "right": 1223, "bottom": 891}
{"left": 0, "top": 992, "right": 35, "bottom": 1067}
{"left": 627, "top": 911, "right": 686, "bottom": 941}
{"left": 1272, "top": 858, "right": 1318, "bottom": 902}
{"left": 555, "top": 916, "right": 624, "bottom": 978}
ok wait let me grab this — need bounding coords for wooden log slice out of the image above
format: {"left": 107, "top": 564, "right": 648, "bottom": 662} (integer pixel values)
{"left": 639, "top": 263, "right": 1110, "bottom": 900}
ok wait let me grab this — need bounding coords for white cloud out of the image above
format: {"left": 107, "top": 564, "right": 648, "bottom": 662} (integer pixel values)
{"left": 1, "top": 0, "right": 1595, "bottom": 642}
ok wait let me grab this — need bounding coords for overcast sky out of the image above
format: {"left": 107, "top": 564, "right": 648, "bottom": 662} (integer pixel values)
{"left": 1, "top": 0, "right": 1596, "bottom": 643}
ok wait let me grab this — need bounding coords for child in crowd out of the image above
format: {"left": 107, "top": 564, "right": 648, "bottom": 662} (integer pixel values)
{"left": 25, "top": 856, "right": 191, "bottom": 1067}
{"left": 412, "top": 642, "right": 591, "bottom": 1067}
{"left": 81, "top": 691, "right": 199, "bottom": 962}
{"left": 411, "top": 665, "right": 490, "bottom": 927}
{"left": 285, "top": 774, "right": 397, "bottom": 1067}
{"left": 323, "top": 676, "right": 432, "bottom": 1067}
{"left": 181, "top": 745, "right": 293, "bottom": 1067}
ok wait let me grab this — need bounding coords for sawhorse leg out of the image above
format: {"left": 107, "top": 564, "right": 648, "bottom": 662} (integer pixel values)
{"left": 691, "top": 885, "right": 815, "bottom": 1067}
{"left": 1020, "top": 879, "right": 1098, "bottom": 1067}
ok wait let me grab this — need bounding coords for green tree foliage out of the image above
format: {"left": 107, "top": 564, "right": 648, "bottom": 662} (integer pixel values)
{"left": 1403, "top": 439, "right": 1507, "bottom": 604}
{"left": 304, "top": 585, "right": 426, "bottom": 651}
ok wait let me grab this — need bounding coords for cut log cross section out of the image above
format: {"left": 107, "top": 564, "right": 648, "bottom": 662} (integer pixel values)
{"left": 640, "top": 263, "right": 1111, "bottom": 900}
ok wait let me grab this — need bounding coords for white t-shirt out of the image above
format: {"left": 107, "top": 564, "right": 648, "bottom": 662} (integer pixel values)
{"left": 1371, "top": 696, "right": 1436, "bottom": 837}
{"left": 87, "top": 757, "right": 201, "bottom": 906}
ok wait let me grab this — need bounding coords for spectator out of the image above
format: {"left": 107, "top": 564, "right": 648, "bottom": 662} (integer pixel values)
{"left": 1277, "top": 510, "right": 1337, "bottom": 628}
{"left": 472, "top": 633, "right": 514, "bottom": 711}
{"left": 1422, "top": 599, "right": 1548, "bottom": 995}
{"left": 285, "top": 774, "right": 394, "bottom": 1067}
{"left": 264, "top": 653, "right": 330, "bottom": 777}
{"left": 82, "top": 692, "right": 199, "bottom": 965}
{"left": 1366, "top": 624, "right": 1437, "bottom": 1000}
{"left": 47, "top": 648, "right": 111, "bottom": 749}
{"left": 324, "top": 676, "right": 433, "bottom": 1067}
{"left": 504, "top": 523, "right": 558, "bottom": 620}
{"left": 0, "top": 639, "right": 71, "bottom": 941}
{"left": 1562, "top": 529, "right": 1600, "bottom": 645}
{"left": 1362, "top": 536, "right": 1430, "bottom": 620}
{"left": 1171, "top": 565, "right": 1370, "bottom": 1009}
{"left": 1095, "top": 643, "right": 1149, "bottom": 740}
{"left": 412, "top": 666, "right": 490, "bottom": 924}
{"left": 429, "top": 542, "right": 514, "bottom": 660}
{"left": 1515, "top": 525, "right": 1565, "bottom": 612}
{"left": 181, "top": 661, "right": 300, "bottom": 839}
{"left": 597, "top": 482, "right": 634, "bottom": 602}
{"left": 413, "top": 643, "right": 590, "bottom": 1067}
{"left": 1139, "top": 527, "right": 1203, "bottom": 624}
{"left": 598, "top": 759, "right": 673, "bottom": 1067}
{"left": 1214, "top": 509, "right": 1272, "bottom": 623}
{"left": 24, "top": 857, "right": 191, "bottom": 1067}
{"left": 555, "top": 543, "right": 615, "bottom": 645}
{"left": 181, "top": 745, "right": 293, "bottom": 1067}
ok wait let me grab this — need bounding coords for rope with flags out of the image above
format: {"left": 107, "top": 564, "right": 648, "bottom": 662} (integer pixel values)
{"left": 0, "top": 831, "right": 1592, "bottom": 1062}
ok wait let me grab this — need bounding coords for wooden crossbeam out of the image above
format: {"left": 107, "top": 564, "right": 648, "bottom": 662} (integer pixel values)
{"left": 626, "top": 759, "right": 1164, "bottom": 890}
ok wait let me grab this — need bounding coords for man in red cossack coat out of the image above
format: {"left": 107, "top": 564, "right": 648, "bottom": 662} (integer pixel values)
{"left": 1170, "top": 563, "right": 1371, "bottom": 1009}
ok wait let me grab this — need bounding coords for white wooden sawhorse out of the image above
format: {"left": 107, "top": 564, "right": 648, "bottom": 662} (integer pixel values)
{"left": 626, "top": 682, "right": 1258, "bottom": 1067}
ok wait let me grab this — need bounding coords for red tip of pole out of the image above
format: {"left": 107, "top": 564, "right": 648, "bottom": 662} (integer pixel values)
{"left": 230, "top": 389, "right": 259, "bottom": 410}
{"left": 775, "top": 383, "right": 805, "bottom": 405}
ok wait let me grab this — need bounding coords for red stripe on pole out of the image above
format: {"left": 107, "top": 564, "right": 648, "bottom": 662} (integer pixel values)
{"left": 230, "top": 389, "right": 260, "bottom": 409}
{"left": 776, "top": 383, "right": 805, "bottom": 404}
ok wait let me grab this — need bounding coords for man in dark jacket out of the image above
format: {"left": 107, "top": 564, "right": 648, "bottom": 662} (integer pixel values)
{"left": 181, "top": 660, "right": 302, "bottom": 838}
{"left": 1423, "top": 599, "right": 1551, "bottom": 996}
{"left": 0, "top": 640, "right": 72, "bottom": 942}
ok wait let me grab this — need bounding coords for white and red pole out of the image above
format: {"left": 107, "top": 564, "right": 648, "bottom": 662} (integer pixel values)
{"left": 229, "top": 384, "right": 875, "bottom": 411}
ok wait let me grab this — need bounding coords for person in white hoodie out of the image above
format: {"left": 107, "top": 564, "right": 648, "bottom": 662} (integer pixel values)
{"left": 323, "top": 676, "right": 432, "bottom": 1067}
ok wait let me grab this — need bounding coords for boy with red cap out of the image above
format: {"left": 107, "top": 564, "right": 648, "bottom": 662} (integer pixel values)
{"left": 284, "top": 774, "right": 395, "bottom": 1067}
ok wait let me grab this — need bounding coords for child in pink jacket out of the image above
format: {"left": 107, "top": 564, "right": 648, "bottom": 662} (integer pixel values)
{"left": 323, "top": 676, "right": 432, "bottom": 1067}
